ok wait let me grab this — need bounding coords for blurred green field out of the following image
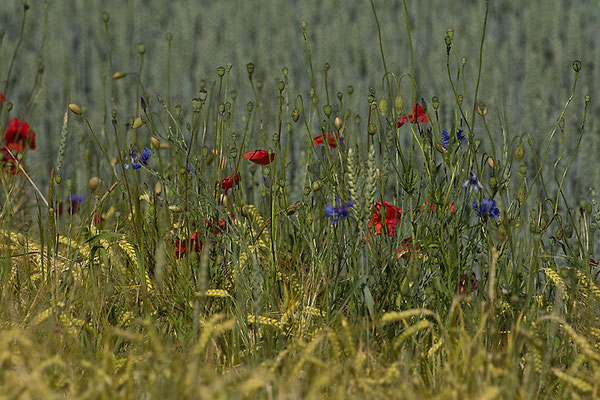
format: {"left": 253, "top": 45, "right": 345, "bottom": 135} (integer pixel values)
{"left": 0, "top": 0, "right": 598, "bottom": 200}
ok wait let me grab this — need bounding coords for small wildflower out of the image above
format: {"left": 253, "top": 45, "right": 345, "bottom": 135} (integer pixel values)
{"left": 473, "top": 199, "right": 500, "bottom": 219}
{"left": 243, "top": 150, "right": 275, "bottom": 165}
{"left": 441, "top": 128, "right": 465, "bottom": 149}
{"left": 69, "top": 194, "right": 85, "bottom": 214}
{"left": 325, "top": 196, "right": 355, "bottom": 224}
{"left": 396, "top": 103, "right": 428, "bottom": 128}
{"left": 139, "top": 147, "right": 151, "bottom": 165}
{"left": 459, "top": 272, "right": 478, "bottom": 295}
{"left": 463, "top": 172, "right": 483, "bottom": 192}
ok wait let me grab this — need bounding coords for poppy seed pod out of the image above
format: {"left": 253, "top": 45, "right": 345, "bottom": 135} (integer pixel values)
{"left": 246, "top": 63, "right": 255, "bottom": 76}
{"left": 347, "top": 85, "right": 354, "bottom": 95}
{"left": 431, "top": 96, "right": 439, "bottom": 110}
{"left": 136, "top": 42, "right": 146, "bottom": 55}
{"left": 572, "top": 60, "right": 582, "bottom": 72}
{"left": 217, "top": 66, "right": 225, "bottom": 77}
{"left": 247, "top": 101, "right": 254, "bottom": 113}
{"left": 69, "top": 103, "right": 82, "bottom": 115}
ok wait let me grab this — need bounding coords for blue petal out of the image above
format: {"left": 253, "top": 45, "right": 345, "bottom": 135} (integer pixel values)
{"left": 325, "top": 205, "right": 336, "bottom": 217}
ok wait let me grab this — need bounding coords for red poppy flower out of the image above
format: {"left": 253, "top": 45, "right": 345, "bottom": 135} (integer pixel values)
{"left": 206, "top": 214, "right": 235, "bottom": 236}
{"left": 420, "top": 200, "right": 455, "bottom": 213}
{"left": 396, "top": 103, "right": 428, "bottom": 128}
{"left": 368, "top": 200, "right": 402, "bottom": 237}
{"left": 1, "top": 146, "right": 19, "bottom": 175}
{"left": 459, "top": 272, "right": 478, "bottom": 295}
{"left": 0, "top": 93, "right": 5, "bottom": 103}
{"left": 218, "top": 173, "right": 240, "bottom": 194}
{"left": 243, "top": 150, "right": 275, "bottom": 165}
{"left": 397, "top": 237, "right": 419, "bottom": 259}
{"left": 175, "top": 231, "right": 203, "bottom": 258}
{"left": 4, "top": 118, "right": 36, "bottom": 152}
{"left": 313, "top": 132, "right": 343, "bottom": 148}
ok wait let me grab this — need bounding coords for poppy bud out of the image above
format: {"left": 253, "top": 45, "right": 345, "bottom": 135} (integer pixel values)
{"left": 165, "top": 32, "right": 173, "bottom": 42}
{"left": 378, "top": 98, "right": 388, "bottom": 116}
{"left": 564, "top": 224, "right": 574, "bottom": 238}
{"left": 347, "top": 85, "right": 354, "bottom": 95}
{"left": 431, "top": 96, "right": 439, "bottom": 110}
{"left": 247, "top": 101, "right": 254, "bottom": 112}
{"left": 55, "top": 174, "right": 62, "bottom": 185}
{"left": 394, "top": 95, "right": 404, "bottom": 114}
{"left": 69, "top": 103, "right": 82, "bottom": 115}
{"left": 112, "top": 71, "right": 126, "bottom": 80}
{"left": 337, "top": 91, "right": 343, "bottom": 101}
{"left": 367, "top": 94, "right": 375, "bottom": 104}
{"left": 292, "top": 108, "right": 299, "bottom": 122}
{"left": 102, "top": 11, "right": 110, "bottom": 23}
{"left": 572, "top": 60, "right": 581, "bottom": 73}
{"left": 137, "top": 42, "right": 146, "bottom": 55}
{"left": 514, "top": 145, "right": 524, "bottom": 161}
{"left": 323, "top": 104, "right": 332, "bottom": 117}
{"left": 132, "top": 116, "right": 143, "bottom": 129}
{"left": 151, "top": 136, "right": 160, "bottom": 150}
{"left": 476, "top": 102, "right": 487, "bottom": 116}
{"left": 556, "top": 227, "right": 564, "bottom": 241}
{"left": 368, "top": 123, "right": 377, "bottom": 136}
{"left": 487, "top": 157, "right": 494, "bottom": 168}
{"left": 312, "top": 180, "right": 323, "bottom": 192}
{"left": 6, "top": 102, "right": 12, "bottom": 111}
{"left": 89, "top": 176, "right": 100, "bottom": 191}
{"left": 334, "top": 117, "right": 342, "bottom": 130}
{"left": 354, "top": 114, "right": 361, "bottom": 125}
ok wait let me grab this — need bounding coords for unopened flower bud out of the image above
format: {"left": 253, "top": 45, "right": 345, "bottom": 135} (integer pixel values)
{"left": 334, "top": 117, "right": 342, "bottom": 130}
{"left": 487, "top": 157, "right": 494, "bottom": 168}
{"left": 312, "top": 180, "right": 323, "bottom": 192}
{"left": 112, "top": 71, "right": 126, "bottom": 80}
{"left": 217, "top": 66, "right": 225, "bottom": 77}
{"left": 367, "top": 94, "right": 375, "bottom": 104}
{"left": 101, "top": 11, "right": 110, "bottom": 23}
{"left": 247, "top": 101, "right": 254, "bottom": 112}
{"left": 155, "top": 181, "right": 162, "bottom": 196}
{"left": 151, "top": 136, "right": 160, "bottom": 150}
{"left": 347, "top": 85, "right": 354, "bottom": 95}
{"left": 6, "top": 102, "right": 12, "bottom": 111}
{"left": 572, "top": 60, "right": 582, "bottom": 72}
{"left": 55, "top": 174, "right": 62, "bottom": 184}
{"left": 431, "top": 96, "right": 439, "bottom": 110}
{"left": 291, "top": 108, "right": 300, "bottom": 122}
{"left": 323, "top": 104, "right": 332, "bottom": 117}
{"left": 514, "top": 145, "right": 524, "bottom": 161}
{"left": 476, "top": 102, "right": 487, "bottom": 116}
{"left": 277, "top": 80, "right": 285, "bottom": 92}
{"left": 368, "top": 123, "right": 377, "bottom": 136}
{"left": 69, "top": 103, "right": 82, "bottom": 115}
{"left": 136, "top": 42, "right": 146, "bottom": 55}
{"left": 378, "top": 97, "right": 388, "bottom": 116}
{"left": 165, "top": 32, "right": 173, "bottom": 42}
{"left": 337, "top": 91, "right": 343, "bottom": 101}
{"left": 89, "top": 176, "right": 100, "bottom": 191}
{"left": 246, "top": 63, "right": 255, "bottom": 76}
{"left": 394, "top": 95, "right": 404, "bottom": 114}
{"left": 132, "top": 116, "right": 143, "bottom": 129}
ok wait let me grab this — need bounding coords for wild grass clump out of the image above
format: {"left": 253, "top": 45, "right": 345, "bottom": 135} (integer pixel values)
{"left": 0, "top": 1, "right": 599, "bottom": 398}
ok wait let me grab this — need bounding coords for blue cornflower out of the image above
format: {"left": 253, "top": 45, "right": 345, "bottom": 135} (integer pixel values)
{"left": 463, "top": 171, "right": 483, "bottom": 192}
{"left": 472, "top": 199, "right": 500, "bottom": 219}
{"left": 441, "top": 128, "right": 466, "bottom": 149}
{"left": 325, "top": 196, "right": 355, "bottom": 224}
{"left": 140, "top": 147, "right": 151, "bottom": 165}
